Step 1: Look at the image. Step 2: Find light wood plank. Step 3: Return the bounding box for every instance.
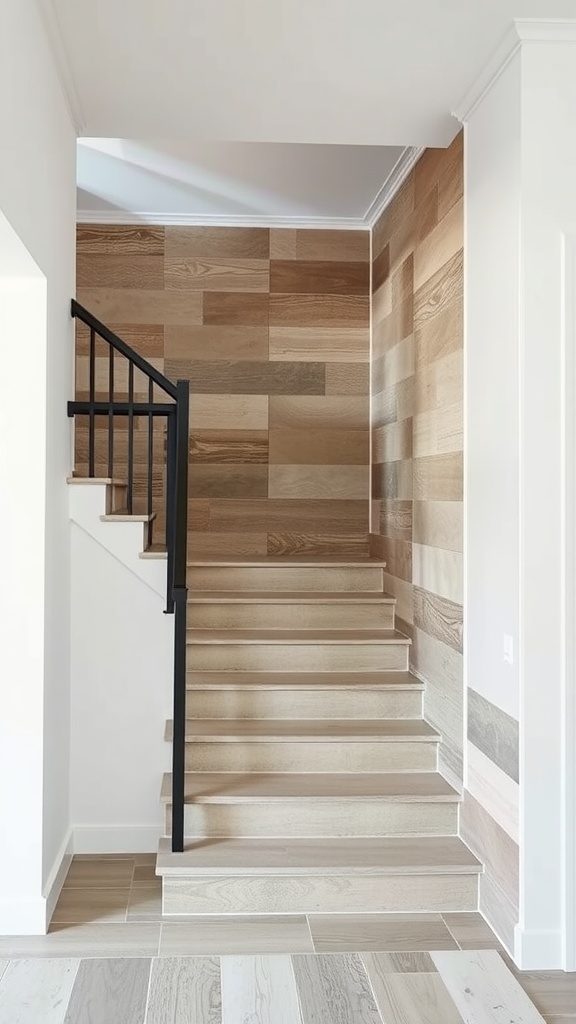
[76,287,202,325]
[309,916,457,953]
[413,199,463,292]
[183,738,436,773]
[363,968,464,1024]
[63,858,135,889]
[52,888,130,924]
[64,958,151,1024]
[295,229,369,262]
[161,771,457,803]
[269,294,369,329]
[412,543,463,604]
[292,954,383,1024]
[221,956,302,1024]
[325,362,369,395]
[467,742,519,844]
[432,950,545,1024]
[165,325,269,361]
[459,792,519,951]
[441,912,503,950]
[145,957,221,1024]
[165,257,269,292]
[270,229,297,259]
[190,395,268,430]
[0,925,160,959]
[0,962,7,984]
[170,718,433,742]
[165,226,269,259]
[413,501,463,553]
[270,396,368,431]
[269,327,369,363]
[269,428,369,466]
[0,959,80,1024]
[268,465,369,499]
[360,952,437,974]
[77,253,163,289]
[77,225,164,254]
[159,917,313,956]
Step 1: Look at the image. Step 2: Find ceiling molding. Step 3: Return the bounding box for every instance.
[76,210,370,229]
[363,146,425,227]
[454,18,576,123]
[35,0,86,134]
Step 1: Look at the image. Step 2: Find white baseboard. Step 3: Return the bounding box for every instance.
[43,828,74,927]
[73,826,162,854]
[514,924,563,969]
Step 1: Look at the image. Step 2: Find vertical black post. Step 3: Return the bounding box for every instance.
[108,347,114,480]
[165,413,176,615]
[127,362,134,514]
[171,380,189,854]
[147,378,154,548]
[89,327,96,477]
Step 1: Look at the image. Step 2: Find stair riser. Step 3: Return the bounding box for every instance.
[188,689,423,719]
[187,567,384,592]
[188,604,395,631]
[165,801,458,838]
[162,873,479,915]
[184,741,438,773]
[186,688,420,720]
[186,643,409,673]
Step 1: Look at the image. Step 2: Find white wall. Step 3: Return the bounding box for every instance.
[69,485,172,853]
[0,0,76,932]
[465,54,522,722]
[464,28,576,969]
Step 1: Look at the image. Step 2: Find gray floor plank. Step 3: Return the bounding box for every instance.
[293,954,383,1024]
[0,958,80,1024]
[222,956,301,1024]
[64,958,151,1024]
[432,950,546,1024]
[0,963,7,984]
[145,957,221,1024]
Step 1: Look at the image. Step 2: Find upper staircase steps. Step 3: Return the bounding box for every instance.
[157,553,481,915]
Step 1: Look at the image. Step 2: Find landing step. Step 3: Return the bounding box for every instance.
[156,836,481,877]
[187,556,386,568]
[186,629,410,645]
[160,771,459,804]
[165,719,439,742]
[140,544,167,559]
[187,591,395,604]
[185,671,424,690]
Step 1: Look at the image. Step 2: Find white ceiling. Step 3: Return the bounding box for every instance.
[48,0,576,145]
[77,139,405,222]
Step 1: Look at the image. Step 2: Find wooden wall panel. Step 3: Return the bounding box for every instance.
[371,132,464,787]
[76,226,370,555]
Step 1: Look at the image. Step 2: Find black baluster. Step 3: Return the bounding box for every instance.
[89,327,95,477]
[127,361,134,514]
[147,378,154,548]
[108,346,114,479]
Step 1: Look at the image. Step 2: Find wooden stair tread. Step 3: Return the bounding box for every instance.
[185,671,423,690]
[160,771,459,804]
[165,718,439,742]
[67,476,125,486]
[140,544,167,559]
[156,835,482,876]
[187,591,394,604]
[187,556,385,568]
[186,628,410,645]
[101,510,156,523]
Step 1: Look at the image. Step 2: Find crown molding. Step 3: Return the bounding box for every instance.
[454,18,576,123]
[76,210,370,229]
[363,146,425,227]
[35,0,86,134]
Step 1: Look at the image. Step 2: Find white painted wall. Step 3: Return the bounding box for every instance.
[0,0,76,933]
[465,53,521,722]
[464,27,576,969]
[70,518,172,853]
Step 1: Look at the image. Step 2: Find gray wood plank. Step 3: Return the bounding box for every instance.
[292,954,383,1024]
[432,950,546,1024]
[0,959,80,1024]
[145,957,221,1024]
[221,956,301,1024]
[0,963,7,984]
[362,966,464,1024]
[64,958,151,1024]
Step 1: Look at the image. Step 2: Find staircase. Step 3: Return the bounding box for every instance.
[156,555,481,915]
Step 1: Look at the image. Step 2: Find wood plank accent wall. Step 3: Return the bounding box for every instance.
[370,133,518,951]
[370,132,464,785]
[75,226,370,556]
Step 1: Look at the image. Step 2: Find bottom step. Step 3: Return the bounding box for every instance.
[157,837,481,915]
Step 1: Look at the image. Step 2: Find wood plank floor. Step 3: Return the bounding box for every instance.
[0,950,568,1023]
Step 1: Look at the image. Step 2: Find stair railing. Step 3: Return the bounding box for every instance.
[67,299,189,852]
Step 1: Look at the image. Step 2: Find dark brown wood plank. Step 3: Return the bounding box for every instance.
[270,260,369,295]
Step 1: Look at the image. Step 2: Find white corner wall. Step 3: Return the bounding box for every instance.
[0,0,76,932]
[464,27,576,969]
[70,523,172,852]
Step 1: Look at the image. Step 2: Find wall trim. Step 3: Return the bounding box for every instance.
[363,146,425,227]
[454,19,576,123]
[76,211,370,230]
[514,925,563,971]
[35,0,86,134]
[73,826,162,854]
[561,234,576,971]
[43,828,74,928]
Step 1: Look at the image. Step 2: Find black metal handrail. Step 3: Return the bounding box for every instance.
[68,300,189,852]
